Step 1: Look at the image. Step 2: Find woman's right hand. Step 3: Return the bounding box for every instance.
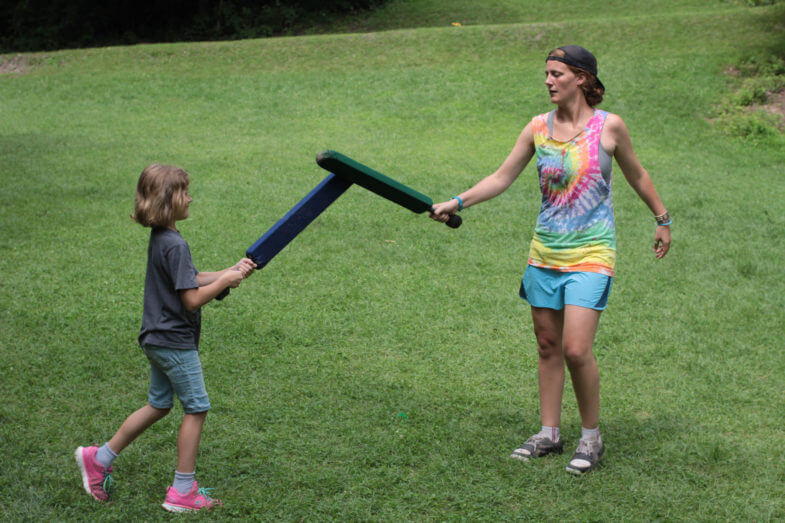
[429,198,461,223]
[223,269,245,288]
[233,257,257,278]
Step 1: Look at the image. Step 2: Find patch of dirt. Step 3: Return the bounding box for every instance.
[0,54,31,74]
[722,63,785,132]
[755,90,785,116]
[752,90,785,129]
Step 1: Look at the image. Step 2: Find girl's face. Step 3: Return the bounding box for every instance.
[173,187,192,222]
[545,61,584,104]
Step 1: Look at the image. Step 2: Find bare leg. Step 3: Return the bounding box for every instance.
[531,307,566,428]
[177,412,207,473]
[108,404,170,453]
[562,305,602,429]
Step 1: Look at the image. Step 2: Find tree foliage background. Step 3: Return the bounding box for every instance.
[1,0,389,52]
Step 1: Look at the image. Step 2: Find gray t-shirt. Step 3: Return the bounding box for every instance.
[138,228,201,349]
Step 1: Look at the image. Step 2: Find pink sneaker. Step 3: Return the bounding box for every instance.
[74,446,114,501]
[162,481,222,512]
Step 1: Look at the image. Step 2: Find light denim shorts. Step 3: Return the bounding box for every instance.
[142,345,211,413]
[520,265,613,311]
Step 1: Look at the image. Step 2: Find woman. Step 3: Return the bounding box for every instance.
[430,45,671,475]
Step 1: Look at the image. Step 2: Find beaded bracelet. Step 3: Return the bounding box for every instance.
[655,211,670,226]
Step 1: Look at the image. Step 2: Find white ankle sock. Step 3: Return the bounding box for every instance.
[96,443,117,469]
[173,470,196,494]
[540,426,560,441]
[581,426,600,440]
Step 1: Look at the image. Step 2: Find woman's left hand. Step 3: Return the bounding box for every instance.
[429,199,461,222]
[654,226,671,259]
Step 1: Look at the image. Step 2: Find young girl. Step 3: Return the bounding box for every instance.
[76,163,256,511]
[431,46,671,474]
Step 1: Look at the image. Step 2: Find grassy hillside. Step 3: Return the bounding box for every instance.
[1,1,784,520]
[311,0,784,34]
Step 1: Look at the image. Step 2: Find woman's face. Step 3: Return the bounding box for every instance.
[173,187,192,221]
[545,60,583,104]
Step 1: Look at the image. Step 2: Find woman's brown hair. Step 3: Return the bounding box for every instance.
[131,164,189,228]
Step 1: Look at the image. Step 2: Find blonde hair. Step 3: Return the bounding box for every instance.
[131,164,190,228]
[548,48,605,107]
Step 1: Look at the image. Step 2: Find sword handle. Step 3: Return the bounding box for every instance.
[429,207,462,228]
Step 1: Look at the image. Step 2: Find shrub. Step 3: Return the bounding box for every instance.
[0,0,390,52]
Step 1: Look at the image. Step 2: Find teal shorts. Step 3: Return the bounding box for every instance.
[142,344,211,414]
[519,265,613,311]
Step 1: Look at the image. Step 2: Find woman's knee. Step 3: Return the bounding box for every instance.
[152,405,171,416]
[146,405,171,421]
[563,343,594,368]
[185,410,208,420]
[531,307,564,359]
[535,333,561,359]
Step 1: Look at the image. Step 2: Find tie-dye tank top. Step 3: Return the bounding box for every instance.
[528,109,616,276]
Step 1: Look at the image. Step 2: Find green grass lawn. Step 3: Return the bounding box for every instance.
[2,1,784,520]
